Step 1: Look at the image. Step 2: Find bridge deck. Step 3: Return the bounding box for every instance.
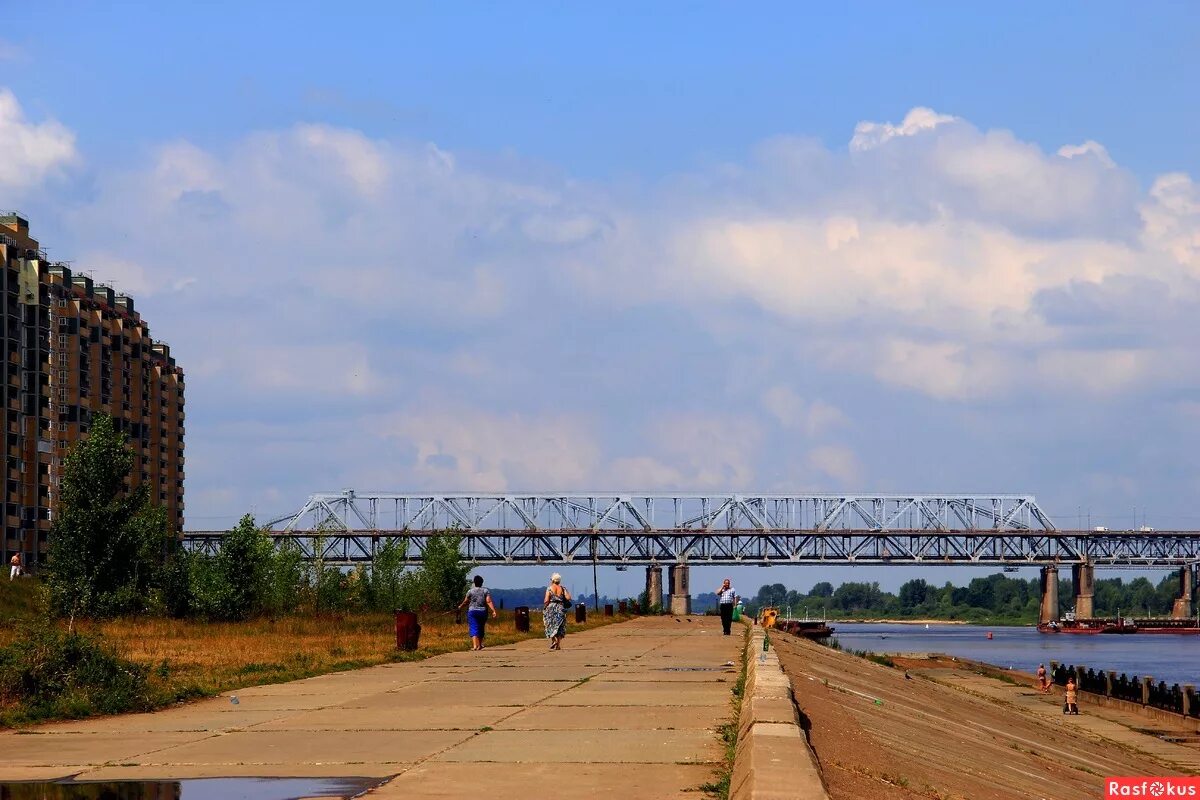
[180,528,1200,567]
[0,617,740,799]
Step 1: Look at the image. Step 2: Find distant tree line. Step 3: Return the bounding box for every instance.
[746,572,1186,623]
[45,415,471,621]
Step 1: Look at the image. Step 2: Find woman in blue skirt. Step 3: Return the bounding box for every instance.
[459,575,497,651]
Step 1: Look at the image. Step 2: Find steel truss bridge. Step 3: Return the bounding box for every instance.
[179,491,1200,568]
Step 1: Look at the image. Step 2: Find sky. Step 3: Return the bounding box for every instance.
[3,2,1200,594]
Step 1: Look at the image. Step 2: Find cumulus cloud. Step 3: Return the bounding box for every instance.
[761,387,848,436]
[11,93,1200,522]
[850,107,958,152]
[0,88,77,189]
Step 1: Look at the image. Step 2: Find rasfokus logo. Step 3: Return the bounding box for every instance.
[1107,778,1200,797]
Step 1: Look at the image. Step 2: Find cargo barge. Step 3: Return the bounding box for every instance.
[1038,611,1200,635]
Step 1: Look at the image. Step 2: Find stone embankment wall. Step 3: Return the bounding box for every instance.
[730,626,829,800]
[1050,660,1200,729]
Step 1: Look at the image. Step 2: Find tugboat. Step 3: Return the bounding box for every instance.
[1037,610,1137,634]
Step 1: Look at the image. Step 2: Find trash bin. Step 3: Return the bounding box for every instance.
[394,610,421,651]
[604,604,614,617]
[618,600,628,614]
[514,605,531,632]
[575,603,586,623]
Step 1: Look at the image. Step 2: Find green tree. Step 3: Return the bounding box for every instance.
[47,415,170,623]
[408,532,469,611]
[367,538,407,611]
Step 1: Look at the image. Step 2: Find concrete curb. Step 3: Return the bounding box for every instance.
[730,627,830,800]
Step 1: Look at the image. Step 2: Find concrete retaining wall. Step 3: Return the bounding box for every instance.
[730,627,830,800]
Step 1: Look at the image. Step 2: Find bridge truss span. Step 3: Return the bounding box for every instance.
[176,492,1200,566]
[262,491,1056,535]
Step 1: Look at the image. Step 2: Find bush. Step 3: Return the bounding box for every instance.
[0,626,151,722]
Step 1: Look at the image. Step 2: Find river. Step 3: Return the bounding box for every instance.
[826,622,1200,687]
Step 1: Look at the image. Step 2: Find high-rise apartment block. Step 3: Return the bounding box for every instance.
[0,213,184,568]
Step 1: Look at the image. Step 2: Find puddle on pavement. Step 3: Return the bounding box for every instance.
[0,777,378,799]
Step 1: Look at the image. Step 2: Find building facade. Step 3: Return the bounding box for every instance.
[0,213,184,568]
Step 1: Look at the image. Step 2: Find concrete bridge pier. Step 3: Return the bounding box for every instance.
[1072,562,1094,618]
[645,566,663,612]
[1171,564,1194,619]
[668,564,691,615]
[1039,565,1059,625]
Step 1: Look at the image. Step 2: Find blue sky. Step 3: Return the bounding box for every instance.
[3,3,1200,593]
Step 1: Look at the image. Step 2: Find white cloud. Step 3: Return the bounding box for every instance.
[805,445,863,487]
[1058,140,1116,167]
[0,88,77,189]
[850,107,958,152]
[762,387,848,436]
[373,406,601,491]
[0,40,21,61]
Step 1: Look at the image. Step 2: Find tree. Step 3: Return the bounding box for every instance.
[47,415,170,623]
[898,578,929,609]
[367,538,407,611]
[420,534,470,609]
[809,581,834,598]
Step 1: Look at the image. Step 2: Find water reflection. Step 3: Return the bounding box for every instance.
[0,778,373,800]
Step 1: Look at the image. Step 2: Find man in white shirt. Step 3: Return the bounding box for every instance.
[716,578,739,635]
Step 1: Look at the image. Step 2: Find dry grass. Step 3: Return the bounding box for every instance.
[70,608,628,707]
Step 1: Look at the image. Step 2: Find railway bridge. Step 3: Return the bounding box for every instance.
[181,491,1200,622]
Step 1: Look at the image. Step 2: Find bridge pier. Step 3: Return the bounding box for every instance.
[1072,562,1094,618]
[645,566,663,612]
[1172,564,1194,619]
[668,564,691,615]
[1039,566,1059,625]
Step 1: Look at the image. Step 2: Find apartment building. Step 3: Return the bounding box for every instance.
[0,213,184,568]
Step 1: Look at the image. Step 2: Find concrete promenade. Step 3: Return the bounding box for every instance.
[0,616,741,798]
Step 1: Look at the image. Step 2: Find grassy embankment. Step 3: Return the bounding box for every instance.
[0,579,627,726]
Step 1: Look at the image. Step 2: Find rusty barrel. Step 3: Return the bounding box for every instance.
[618,600,628,614]
[575,603,586,623]
[604,604,614,617]
[394,610,421,651]
[631,601,641,615]
[514,606,531,632]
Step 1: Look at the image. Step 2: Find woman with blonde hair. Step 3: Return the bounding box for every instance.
[543,573,571,650]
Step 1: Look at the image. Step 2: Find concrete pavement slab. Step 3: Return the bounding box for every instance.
[374,762,719,799]
[143,729,472,766]
[543,680,730,706]
[250,705,518,731]
[0,731,208,766]
[367,680,567,707]
[439,665,604,682]
[494,704,719,730]
[431,728,722,764]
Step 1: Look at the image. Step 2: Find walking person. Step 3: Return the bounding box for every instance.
[1036,664,1049,694]
[716,578,739,635]
[8,553,20,581]
[1065,677,1080,715]
[543,573,571,650]
[458,575,498,651]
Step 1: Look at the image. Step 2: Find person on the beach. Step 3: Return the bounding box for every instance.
[458,575,497,651]
[716,578,739,636]
[1036,664,1048,694]
[543,573,571,650]
[1065,677,1079,715]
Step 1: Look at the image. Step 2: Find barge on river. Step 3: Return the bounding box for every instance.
[1038,611,1200,635]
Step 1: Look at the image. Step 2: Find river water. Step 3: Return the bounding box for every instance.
[827,622,1200,687]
